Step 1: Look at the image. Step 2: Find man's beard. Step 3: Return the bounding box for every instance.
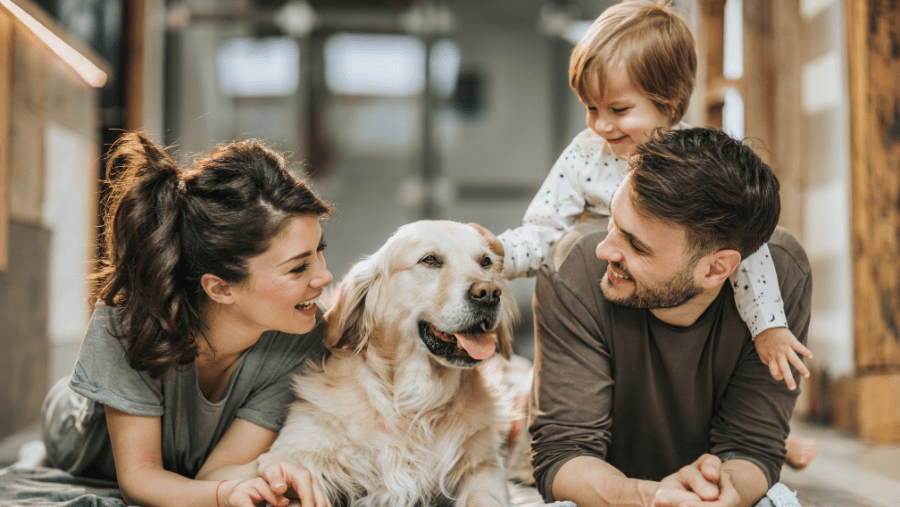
[601,260,703,309]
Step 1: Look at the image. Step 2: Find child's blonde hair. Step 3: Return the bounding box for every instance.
[569,0,696,124]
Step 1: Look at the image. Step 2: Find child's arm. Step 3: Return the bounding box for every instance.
[732,243,812,390]
[496,134,617,279]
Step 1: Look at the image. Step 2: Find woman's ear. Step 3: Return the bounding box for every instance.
[201,273,234,304]
[696,249,741,289]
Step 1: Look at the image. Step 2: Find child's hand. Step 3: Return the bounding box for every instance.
[755,327,812,390]
[467,223,505,258]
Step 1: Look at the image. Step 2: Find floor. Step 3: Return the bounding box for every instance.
[780,420,900,507]
[2,418,899,506]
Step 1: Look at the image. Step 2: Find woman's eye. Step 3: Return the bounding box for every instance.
[480,256,492,268]
[612,107,629,114]
[290,262,310,274]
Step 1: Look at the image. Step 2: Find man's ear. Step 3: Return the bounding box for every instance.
[201,273,235,304]
[695,249,741,289]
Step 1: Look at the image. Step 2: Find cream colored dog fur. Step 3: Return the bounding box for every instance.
[270,220,518,507]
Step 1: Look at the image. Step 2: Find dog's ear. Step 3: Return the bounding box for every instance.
[323,256,381,351]
[496,286,520,361]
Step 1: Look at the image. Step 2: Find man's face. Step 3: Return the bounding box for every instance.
[595,176,702,309]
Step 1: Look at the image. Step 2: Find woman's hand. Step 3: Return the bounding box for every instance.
[254,453,330,507]
[216,477,294,507]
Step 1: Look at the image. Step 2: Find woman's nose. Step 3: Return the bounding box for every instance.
[314,261,333,288]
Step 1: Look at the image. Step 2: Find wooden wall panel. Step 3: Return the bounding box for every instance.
[847,0,900,370]
[9,27,47,224]
[0,11,11,271]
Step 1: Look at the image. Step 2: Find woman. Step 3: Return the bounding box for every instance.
[42,132,333,507]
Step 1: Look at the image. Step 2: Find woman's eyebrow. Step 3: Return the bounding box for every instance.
[277,234,324,266]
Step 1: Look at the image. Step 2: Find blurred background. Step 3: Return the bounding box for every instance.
[1,0,899,503]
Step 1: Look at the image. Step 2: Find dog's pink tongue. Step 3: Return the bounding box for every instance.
[453,332,496,360]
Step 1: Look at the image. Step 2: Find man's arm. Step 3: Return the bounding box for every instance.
[552,456,659,506]
[721,459,769,507]
[529,229,614,501]
[711,228,813,498]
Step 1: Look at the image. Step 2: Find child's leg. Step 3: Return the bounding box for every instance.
[785,436,817,470]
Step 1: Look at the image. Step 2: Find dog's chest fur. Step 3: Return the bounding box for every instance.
[273,354,500,507]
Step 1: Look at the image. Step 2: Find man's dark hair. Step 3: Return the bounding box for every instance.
[629,127,780,259]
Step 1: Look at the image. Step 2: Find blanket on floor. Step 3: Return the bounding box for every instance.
[0,466,566,507]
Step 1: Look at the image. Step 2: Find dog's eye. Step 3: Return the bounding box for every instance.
[420,254,442,266]
[480,255,492,268]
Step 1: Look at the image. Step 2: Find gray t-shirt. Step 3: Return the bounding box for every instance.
[42,304,328,480]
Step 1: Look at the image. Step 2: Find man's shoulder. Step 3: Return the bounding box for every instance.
[767,227,811,278]
[545,221,608,280]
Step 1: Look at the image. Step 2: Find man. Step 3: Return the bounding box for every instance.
[529,128,811,507]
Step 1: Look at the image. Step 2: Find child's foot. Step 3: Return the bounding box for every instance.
[785,436,817,470]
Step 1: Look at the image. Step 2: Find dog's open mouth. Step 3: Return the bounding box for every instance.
[418,321,497,365]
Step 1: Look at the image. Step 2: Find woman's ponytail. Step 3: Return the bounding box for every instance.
[95,133,198,378]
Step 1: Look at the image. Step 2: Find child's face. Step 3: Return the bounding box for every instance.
[583,67,674,159]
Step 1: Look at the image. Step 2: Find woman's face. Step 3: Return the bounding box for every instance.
[227,215,333,338]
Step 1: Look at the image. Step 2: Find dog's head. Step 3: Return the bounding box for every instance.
[324,220,517,368]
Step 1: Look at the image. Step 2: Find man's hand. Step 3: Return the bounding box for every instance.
[652,454,740,507]
[755,326,812,390]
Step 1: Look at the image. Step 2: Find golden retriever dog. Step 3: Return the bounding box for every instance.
[271,220,518,507]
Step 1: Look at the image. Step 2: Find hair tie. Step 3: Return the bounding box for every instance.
[177,179,186,192]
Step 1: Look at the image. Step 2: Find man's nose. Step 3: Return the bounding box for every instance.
[595,235,620,262]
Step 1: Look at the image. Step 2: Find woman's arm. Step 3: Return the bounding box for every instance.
[105,406,306,507]
[197,417,329,507]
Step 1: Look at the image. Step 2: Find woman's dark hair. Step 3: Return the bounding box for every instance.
[628,127,780,260]
[95,133,333,379]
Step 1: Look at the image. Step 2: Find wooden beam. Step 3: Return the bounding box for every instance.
[701,0,726,128]
[125,0,144,131]
[770,0,803,235]
[741,0,775,167]
[847,0,900,371]
[0,10,12,271]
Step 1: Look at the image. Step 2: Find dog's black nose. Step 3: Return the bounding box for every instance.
[468,281,501,305]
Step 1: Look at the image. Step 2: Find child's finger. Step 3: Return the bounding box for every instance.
[767,359,783,381]
[792,341,813,359]
[788,351,810,379]
[779,357,796,390]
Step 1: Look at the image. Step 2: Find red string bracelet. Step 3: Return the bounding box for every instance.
[215,480,227,507]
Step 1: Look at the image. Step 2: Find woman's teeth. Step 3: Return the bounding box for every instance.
[296,298,318,311]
